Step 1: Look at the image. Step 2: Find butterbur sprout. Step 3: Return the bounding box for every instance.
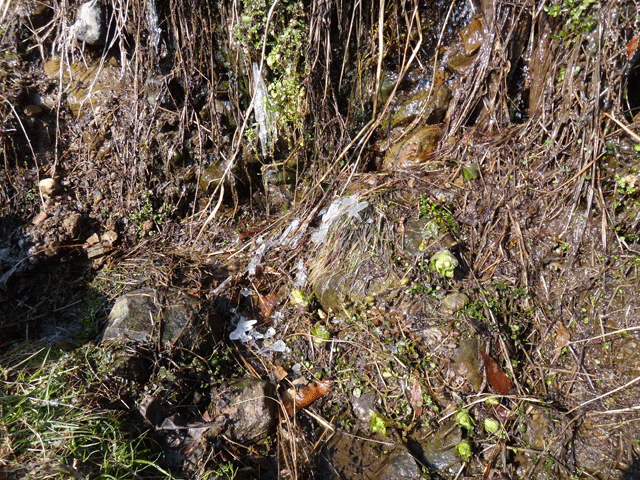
[455,439,472,461]
[430,249,458,278]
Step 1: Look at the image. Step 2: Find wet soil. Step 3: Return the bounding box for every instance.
[2,0,640,479]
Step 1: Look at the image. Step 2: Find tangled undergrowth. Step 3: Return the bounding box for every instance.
[2,0,640,478]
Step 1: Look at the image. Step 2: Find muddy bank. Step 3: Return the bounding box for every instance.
[2,0,640,479]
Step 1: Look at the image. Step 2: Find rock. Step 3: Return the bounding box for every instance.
[85,242,110,259]
[101,229,118,245]
[451,335,483,392]
[199,158,228,193]
[101,288,201,348]
[24,105,43,117]
[32,211,48,226]
[352,391,377,424]
[73,1,106,46]
[371,447,422,480]
[443,292,469,314]
[208,378,277,444]
[85,233,100,245]
[102,343,152,383]
[62,213,85,239]
[43,58,124,118]
[460,17,486,55]
[383,124,443,171]
[410,419,463,473]
[383,80,450,131]
[92,190,104,205]
[38,178,60,197]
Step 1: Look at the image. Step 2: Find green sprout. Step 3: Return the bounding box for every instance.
[430,250,458,278]
[311,324,331,343]
[455,409,475,431]
[370,413,387,435]
[484,417,501,434]
[455,439,472,461]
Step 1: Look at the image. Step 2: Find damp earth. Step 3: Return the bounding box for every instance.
[2,1,640,479]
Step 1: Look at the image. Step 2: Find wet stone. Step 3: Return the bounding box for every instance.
[371,446,421,480]
[207,378,277,444]
[410,419,463,473]
[352,391,377,424]
[443,292,469,314]
[383,124,443,171]
[101,287,200,349]
[451,335,483,392]
[24,104,43,117]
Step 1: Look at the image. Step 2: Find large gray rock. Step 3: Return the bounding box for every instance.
[101,288,200,348]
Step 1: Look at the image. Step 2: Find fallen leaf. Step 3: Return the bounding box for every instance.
[272,365,288,382]
[627,35,639,61]
[480,351,512,395]
[282,379,333,415]
[409,376,423,416]
[260,293,277,319]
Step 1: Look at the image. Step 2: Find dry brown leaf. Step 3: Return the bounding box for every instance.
[283,380,333,415]
[480,351,512,395]
[260,293,277,319]
[409,376,423,416]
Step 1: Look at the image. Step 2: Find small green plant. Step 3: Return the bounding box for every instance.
[311,323,331,343]
[455,438,472,461]
[233,0,308,144]
[26,186,37,201]
[419,195,459,233]
[455,408,475,431]
[128,192,175,236]
[370,412,388,435]
[544,0,597,43]
[430,250,458,278]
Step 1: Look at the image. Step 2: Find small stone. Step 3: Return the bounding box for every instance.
[371,447,421,480]
[63,213,84,238]
[86,243,109,259]
[85,233,100,245]
[24,105,43,117]
[32,211,48,226]
[38,178,60,197]
[443,292,469,314]
[92,190,104,205]
[101,230,118,245]
[208,378,277,444]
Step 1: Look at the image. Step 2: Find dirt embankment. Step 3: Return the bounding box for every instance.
[2,0,640,479]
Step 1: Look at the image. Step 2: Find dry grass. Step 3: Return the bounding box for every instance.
[2,0,640,478]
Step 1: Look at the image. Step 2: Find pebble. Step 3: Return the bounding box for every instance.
[24,105,43,117]
[38,178,60,197]
[442,292,469,314]
[32,211,48,226]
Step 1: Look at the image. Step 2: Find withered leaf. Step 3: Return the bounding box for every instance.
[409,376,423,416]
[283,380,333,415]
[260,293,277,320]
[480,351,512,395]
